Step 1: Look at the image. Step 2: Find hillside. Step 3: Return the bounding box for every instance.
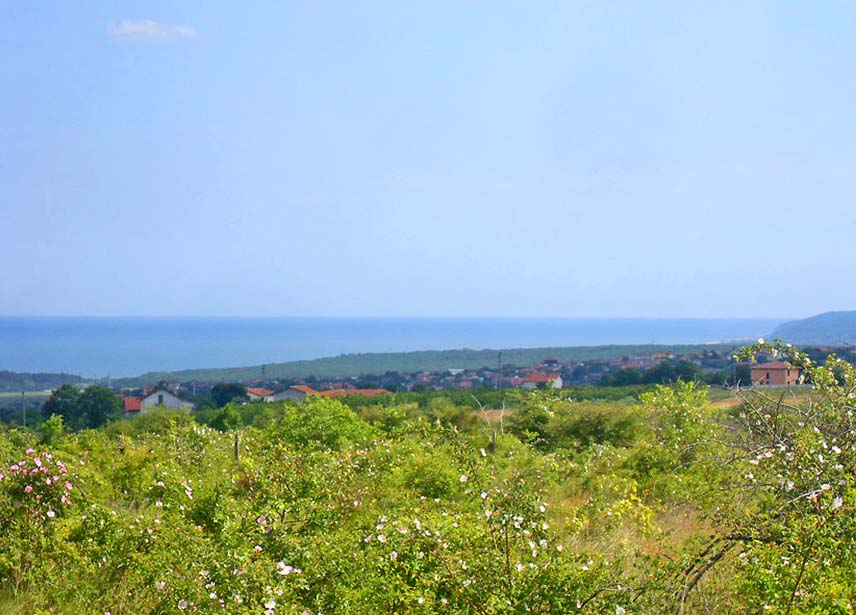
[0,370,83,393]
[112,342,736,386]
[771,310,856,345]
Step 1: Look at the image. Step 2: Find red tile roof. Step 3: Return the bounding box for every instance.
[318,388,391,398]
[123,396,141,412]
[291,385,319,395]
[523,373,560,383]
[751,361,793,370]
[246,387,275,397]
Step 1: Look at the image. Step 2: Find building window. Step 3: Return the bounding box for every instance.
[158,394,164,405]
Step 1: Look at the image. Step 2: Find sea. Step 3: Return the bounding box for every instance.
[0,317,786,378]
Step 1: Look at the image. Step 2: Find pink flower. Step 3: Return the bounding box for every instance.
[25,448,35,455]
[46,510,55,518]
[9,465,19,472]
[65,481,73,491]
[23,485,33,494]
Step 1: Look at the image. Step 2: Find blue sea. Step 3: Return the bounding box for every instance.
[0,317,785,378]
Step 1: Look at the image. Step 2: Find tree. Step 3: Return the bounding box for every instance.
[42,384,121,429]
[40,384,82,422]
[642,360,702,384]
[600,367,641,387]
[77,386,122,429]
[211,383,248,408]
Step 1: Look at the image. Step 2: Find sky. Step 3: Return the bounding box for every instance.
[1,1,855,318]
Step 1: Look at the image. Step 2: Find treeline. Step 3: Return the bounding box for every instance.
[112,343,738,386]
[599,359,752,387]
[0,370,83,393]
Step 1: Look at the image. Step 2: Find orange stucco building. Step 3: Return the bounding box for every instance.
[750,361,800,386]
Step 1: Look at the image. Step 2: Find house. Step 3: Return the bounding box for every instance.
[122,396,141,413]
[245,387,275,401]
[268,385,319,402]
[521,372,563,390]
[750,361,801,386]
[140,388,194,413]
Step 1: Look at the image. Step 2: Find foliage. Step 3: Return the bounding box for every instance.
[40,385,122,430]
[0,371,83,394]
[4,352,856,613]
[210,383,248,408]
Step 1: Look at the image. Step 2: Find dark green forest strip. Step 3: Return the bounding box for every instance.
[112,343,737,386]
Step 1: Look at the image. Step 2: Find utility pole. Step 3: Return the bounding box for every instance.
[21,392,26,428]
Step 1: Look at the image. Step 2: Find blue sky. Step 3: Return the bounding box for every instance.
[1,1,855,318]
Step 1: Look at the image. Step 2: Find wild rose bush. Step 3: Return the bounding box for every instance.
[0,448,73,523]
[2,364,853,614]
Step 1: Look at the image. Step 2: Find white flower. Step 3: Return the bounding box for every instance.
[276,562,294,575]
[758,338,766,344]
[389,551,398,561]
[616,607,626,615]
[832,496,844,510]
[459,475,468,483]
[417,597,425,604]
[265,598,277,609]
[178,600,188,611]
[377,534,387,543]
[480,491,488,500]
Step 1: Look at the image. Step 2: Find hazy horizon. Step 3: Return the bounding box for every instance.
[3,2,856,318]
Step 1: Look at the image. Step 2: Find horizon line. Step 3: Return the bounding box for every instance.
[0,314,797,321]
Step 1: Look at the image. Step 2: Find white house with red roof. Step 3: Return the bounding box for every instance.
[140,388,194,412]
[245,387,275,401]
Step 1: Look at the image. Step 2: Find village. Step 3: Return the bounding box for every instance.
[117,349,803,414]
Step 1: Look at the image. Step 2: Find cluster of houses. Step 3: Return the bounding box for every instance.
[121,384,392,415]
[118,355,802,415]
